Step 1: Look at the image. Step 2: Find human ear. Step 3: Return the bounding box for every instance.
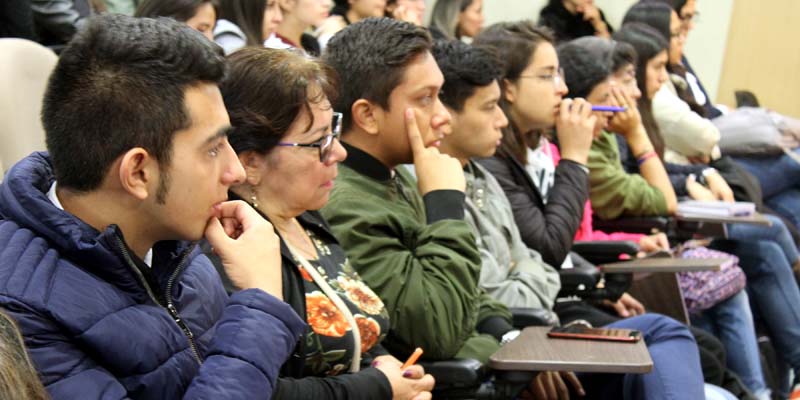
[351,99,380,136]
[117,148,155,201]
[238,150,267,186]
[503,78,518,104]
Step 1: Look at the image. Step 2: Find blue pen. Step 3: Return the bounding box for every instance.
[591,105,627,112]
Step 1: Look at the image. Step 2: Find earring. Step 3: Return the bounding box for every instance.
[250,187,259,209]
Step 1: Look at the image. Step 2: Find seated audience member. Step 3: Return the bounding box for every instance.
[597,23,800,398]
[626,2,720,165]
[473,21,666,270]
[537,0,612,43]
[0,310,48,400]
[265,0,328,56]
[474,22,755,398]
[316,0,386,49]
[321,17,509,365]
[619,2,800,270]
[385,0,425,25]
[0,14,305,398]
[626,1,800,233]
[558,33,770,400]
[214,47,434,400]
[134,0,216,40]
[431,37,708,400]
[31,0,94,45]
[430,40,560,317]
[320,17,703,399]
[428,0,484,41]
[647,0,717,117]
[214,0,283,54]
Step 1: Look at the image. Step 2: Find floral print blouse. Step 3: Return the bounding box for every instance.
[296,229,390,376]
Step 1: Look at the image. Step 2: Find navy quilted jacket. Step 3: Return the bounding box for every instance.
[0,153,306,399]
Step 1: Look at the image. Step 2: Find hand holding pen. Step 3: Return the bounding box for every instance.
[371,349,434,400]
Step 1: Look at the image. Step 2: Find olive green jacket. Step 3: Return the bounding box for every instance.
[587,131,668,220]
[321,144,511,363]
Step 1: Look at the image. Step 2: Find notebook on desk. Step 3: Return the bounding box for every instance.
[676,200,756,217]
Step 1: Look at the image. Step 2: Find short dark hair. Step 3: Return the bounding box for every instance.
[42,14,226,194]
[322,17,432,133]
[611,40,637,73]
[134,0,211,21]
[221,48,338,155]
[432,40,501,112]
[473,20,554,164]
[622,2,673,45]
[557,36,616,100]
[559,36,636,100]
[216,0,268,46]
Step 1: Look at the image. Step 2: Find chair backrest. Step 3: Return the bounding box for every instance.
[0,39,57,172]
[628,272,690,324]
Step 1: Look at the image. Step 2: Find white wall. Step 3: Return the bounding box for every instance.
[425,0,732,101]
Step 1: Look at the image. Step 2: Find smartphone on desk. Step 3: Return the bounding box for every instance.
[547,325,642,343]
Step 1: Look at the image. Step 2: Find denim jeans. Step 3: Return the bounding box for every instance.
[733,148,800,197]
[734,149,800,228]
[691,290,770,398]
[710,239,800,388]
[577,314,705,400]
[726,214,800,266]
[765,189,800,229]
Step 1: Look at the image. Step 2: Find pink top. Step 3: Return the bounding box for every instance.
[548,143,645,243]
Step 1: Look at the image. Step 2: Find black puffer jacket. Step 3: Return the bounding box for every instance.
[478,150,589,268]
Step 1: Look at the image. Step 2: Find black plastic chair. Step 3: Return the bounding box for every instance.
[557,241,639,302]
[421,308,554,399]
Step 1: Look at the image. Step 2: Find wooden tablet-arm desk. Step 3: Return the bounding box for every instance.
[601,257,727,324]
[486,258,727,380]
[489,326,653,374]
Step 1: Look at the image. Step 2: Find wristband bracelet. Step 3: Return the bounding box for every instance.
[636,151,658,166]
[697,167,716,186]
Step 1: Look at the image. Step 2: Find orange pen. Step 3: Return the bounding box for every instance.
[401,347,424,369]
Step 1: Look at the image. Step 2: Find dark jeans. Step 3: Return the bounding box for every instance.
[734,149,800,228]
[711,238,800,395]
[554,301,750,397]
[577,314,705,400]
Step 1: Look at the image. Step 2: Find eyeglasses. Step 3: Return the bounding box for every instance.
[277,112,342,163]
[518,68,565,88]
[670,30,687,40]
[680,11,699,24]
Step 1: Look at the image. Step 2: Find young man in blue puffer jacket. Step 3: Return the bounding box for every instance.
[0,14,305,399]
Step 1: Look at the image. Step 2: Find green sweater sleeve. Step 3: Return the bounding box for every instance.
[477,291,513,329]
[587,131,668,220]
[320,170,487,360]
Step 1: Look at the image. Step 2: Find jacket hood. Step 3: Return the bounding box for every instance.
[0,153,188,295]
[0,153,118,256]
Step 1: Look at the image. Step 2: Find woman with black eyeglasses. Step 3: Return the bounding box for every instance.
[210,47,434,400]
